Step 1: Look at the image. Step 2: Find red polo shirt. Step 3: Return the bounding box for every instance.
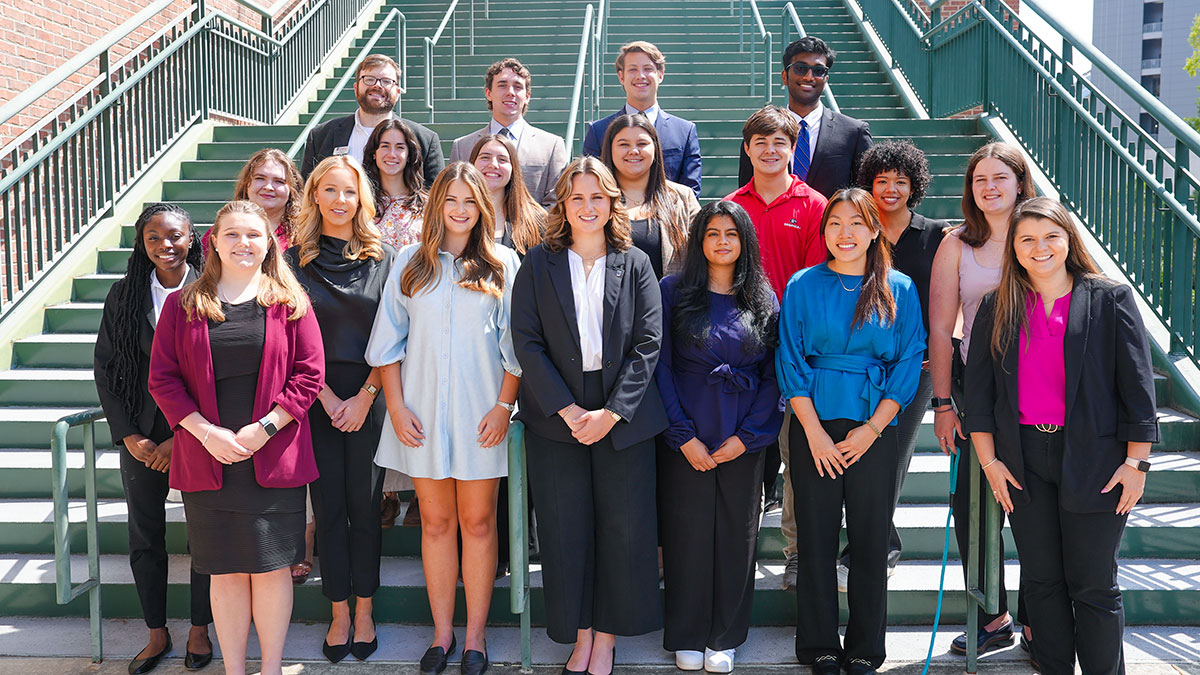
[726,176,829,300]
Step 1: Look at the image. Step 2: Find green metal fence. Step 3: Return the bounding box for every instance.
[851,0,1200,369]
[0,0,372,320]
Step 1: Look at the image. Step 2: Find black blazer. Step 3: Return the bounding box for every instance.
[737,107,873,199]
[300,113,444,188]
[94,268,199,446]
[964,275,1160,513]
[511,244,668,450]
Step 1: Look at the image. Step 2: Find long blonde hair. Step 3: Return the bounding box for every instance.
[180,201,309,322]
[989,197,1100,358]
[542,156,632,253]
[293,155,383,266]
[399,162,507,298]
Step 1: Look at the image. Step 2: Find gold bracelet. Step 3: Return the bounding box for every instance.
[981,456,999,470]
[865,419,882,438]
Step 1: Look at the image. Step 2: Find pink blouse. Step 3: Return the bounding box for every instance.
[1017,290,1071,425]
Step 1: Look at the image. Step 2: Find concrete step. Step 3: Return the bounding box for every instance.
[2,554,1195,625]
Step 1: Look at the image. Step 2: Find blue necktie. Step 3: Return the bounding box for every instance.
[793,120,810,181]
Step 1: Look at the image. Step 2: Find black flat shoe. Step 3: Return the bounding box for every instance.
[322,622,352,664]
[128,634,172,675]
[461,647,489,675]
[845,657,877,675]
[420,634,457,675]
[183,648,212,671]
[810,654,840,675]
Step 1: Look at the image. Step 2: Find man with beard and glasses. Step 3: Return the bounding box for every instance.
[301,54,444,188]
[737,37,872,200]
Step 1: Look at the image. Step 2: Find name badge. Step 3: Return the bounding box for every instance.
[333,146,350,156]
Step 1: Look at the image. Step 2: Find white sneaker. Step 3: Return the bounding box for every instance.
[675,650,704,670]
[704,648,735,673]
[836,561,849,593]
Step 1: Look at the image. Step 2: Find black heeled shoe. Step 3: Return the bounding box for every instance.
[322,621,352,664]
[461,646,489,675]
[128,633,172,675]
[420,634,457,675]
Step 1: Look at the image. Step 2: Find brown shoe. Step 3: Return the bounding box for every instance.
[403,495,422,527]
[381,492,401,529]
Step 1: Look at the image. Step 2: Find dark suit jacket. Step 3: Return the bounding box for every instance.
[511,244,668,450]
[737,107,873,199]
[93,268,199,446]
[148,293,325,491]
[300,113,444,188]
[583,108,702,198]
[964,275,1159,513]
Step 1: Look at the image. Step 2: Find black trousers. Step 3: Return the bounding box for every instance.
[658,443,764,652]
[950,353,1026,628]
[120,447,211,628]
[840,370,933,565]
[525,372,662,644]
[1008,426,1128,675]
[791,418,896,668]
[309,363,385,602]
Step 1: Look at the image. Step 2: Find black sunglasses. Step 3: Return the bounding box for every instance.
[787,63,830,78]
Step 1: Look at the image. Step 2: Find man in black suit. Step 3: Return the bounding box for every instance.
[301,54,444,187]
[737,36,872,199]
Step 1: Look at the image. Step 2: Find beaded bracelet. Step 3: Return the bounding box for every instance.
[865,419,883,438]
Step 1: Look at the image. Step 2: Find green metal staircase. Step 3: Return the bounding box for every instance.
[0,0,1198,653]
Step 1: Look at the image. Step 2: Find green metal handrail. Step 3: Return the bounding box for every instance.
[506,421,532,672]
[0,0,371,320]
[48,407,107,662]
[738,0,772,100]
[781,2,839,114]
[286,8,408,159]
[852,0,1200,368]
[963,442,1002,674]
[422,0,489,120]
[564,4,597,154]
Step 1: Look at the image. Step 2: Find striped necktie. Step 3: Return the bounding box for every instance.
[793,120,811,181]
[499,127,514,139]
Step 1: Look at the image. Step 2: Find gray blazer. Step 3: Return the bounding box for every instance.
[450,123,568,208]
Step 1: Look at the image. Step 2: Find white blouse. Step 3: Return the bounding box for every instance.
[149,270,187,325]
[568,250,605,372]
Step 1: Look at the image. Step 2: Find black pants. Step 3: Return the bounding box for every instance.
[309,364,385,602]
[791,418,896,668]
[658,444,764,652]
[1008,426,1127,675]
[120,447,211,628]
[525,371,662,644]
[950,354,1026,629]
[840,370,933,565]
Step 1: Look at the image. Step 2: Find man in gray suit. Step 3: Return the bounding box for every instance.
[450,58,568,208]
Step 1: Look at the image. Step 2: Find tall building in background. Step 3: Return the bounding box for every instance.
[1093,0,1200,149]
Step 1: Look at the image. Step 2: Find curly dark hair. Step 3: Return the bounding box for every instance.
[102,203,202,430]
[671,200,778,352]
[855,139,931,209]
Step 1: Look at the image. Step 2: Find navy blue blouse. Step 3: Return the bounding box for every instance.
[775,264,926,424]
[655,275,784,453]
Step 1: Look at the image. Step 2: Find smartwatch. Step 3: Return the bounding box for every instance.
[931,397,953,409]
[258,416,279,438]
[1124,457,1151,473]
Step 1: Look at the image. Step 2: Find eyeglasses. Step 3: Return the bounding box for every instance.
[358,75,398,88]
[787,63,830,79]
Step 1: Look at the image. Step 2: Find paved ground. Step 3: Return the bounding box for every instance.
[1,619,1197,673]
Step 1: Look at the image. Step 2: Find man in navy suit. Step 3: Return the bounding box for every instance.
[737,36,872,200]
[583,41,702,197]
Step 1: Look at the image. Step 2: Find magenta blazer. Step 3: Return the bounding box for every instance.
[149,292,325,491]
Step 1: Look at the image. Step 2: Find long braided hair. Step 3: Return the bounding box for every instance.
[101,203,202,428]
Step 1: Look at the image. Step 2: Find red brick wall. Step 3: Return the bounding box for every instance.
[0,0,299,148]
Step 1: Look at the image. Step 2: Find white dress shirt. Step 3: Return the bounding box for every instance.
[567,250,606,372]
[623,102,661,125]
[149,270,187,326]
[347,109,376,164]
[789,103,823,160]
[488,116,528,148]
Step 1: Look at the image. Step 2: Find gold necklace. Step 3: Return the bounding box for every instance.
[834,270,862,292]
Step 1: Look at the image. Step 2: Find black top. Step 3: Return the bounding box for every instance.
[209,300,266,431]
[890,211,948,338]
[630,218,664,279]
[964,275,1159,513]
[285,236,396,370]
[511,244,669,451]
